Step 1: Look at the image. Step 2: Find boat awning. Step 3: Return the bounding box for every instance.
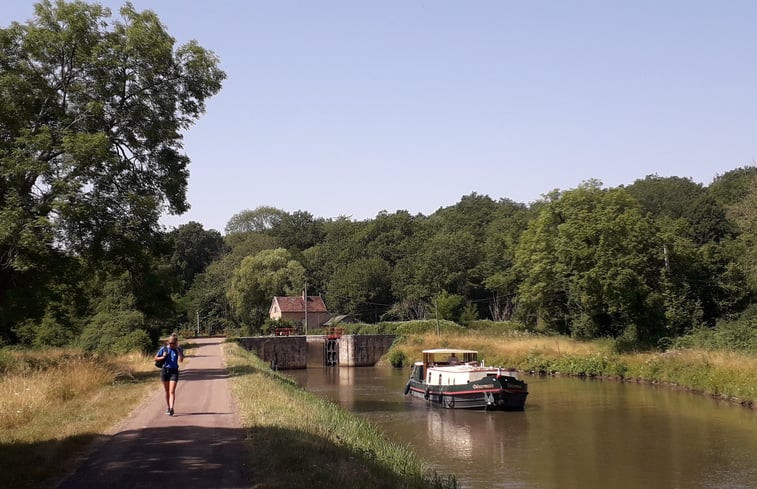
[422,349,478,355]
[422,349,479,366]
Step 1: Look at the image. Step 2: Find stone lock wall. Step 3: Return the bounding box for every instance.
[236,336,308,369]
[237,334,396,369]
[339,334,397,367]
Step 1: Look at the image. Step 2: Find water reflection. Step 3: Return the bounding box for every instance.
[289,367,757,489]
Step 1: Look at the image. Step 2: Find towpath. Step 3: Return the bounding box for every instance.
[58,337,248,488]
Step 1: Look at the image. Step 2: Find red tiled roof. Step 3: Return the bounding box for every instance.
[273,296,328,313]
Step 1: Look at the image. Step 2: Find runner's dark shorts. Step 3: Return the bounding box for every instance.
[161,367,179,382]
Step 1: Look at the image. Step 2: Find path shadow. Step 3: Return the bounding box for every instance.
[55,426,248,488]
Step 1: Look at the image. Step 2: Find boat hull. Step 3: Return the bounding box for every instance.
[406,377,528,411]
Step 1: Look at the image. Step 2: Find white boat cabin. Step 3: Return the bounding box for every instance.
[417,349,519,386]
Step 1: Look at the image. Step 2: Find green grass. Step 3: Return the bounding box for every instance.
[224,342,458,489]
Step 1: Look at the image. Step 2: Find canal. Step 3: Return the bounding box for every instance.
[288,366,757,489]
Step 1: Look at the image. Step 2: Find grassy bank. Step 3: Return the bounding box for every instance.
[224,342,458,489]
[386,332,757,407]
[0,347,160,488]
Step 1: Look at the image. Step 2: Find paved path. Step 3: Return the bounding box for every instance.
[58,337,248,488]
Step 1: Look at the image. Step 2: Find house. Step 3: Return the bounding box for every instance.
[269,293,331,329]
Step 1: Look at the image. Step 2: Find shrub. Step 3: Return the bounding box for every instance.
[381,320,463,335]
[78,309,146,353]
[673,316,757,353]
[386,349,408,367]
[466,320,528,334]
[112,329,152,354]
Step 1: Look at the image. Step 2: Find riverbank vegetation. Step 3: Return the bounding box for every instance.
[224,342,458,489]
[384,328,757,407]
[0,348,156,488]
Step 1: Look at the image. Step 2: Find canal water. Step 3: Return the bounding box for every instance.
[288,366,757,489]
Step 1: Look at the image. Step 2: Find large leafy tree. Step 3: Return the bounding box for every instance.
[182,231,279,334]
[225,206,286,234]
[0,1,225,340]
[168,221,225,293]
[227,248,306,330]
[325,257,393,322]
[301,217,362,294]
[726,176,757,296]
[625,175,731,244]
[515,182,664,339]
[269,210,325,251]
[481,199,531,320]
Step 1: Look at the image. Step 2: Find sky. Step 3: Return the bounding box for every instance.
[3,1,756,233]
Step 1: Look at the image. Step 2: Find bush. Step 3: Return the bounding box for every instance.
[386,349,408,367]
[12,313,78,348]
[673,316,757,353]
[379,320,463,335]
[78,309,146,353]
[112,329,153,354]
[466,320,529,334]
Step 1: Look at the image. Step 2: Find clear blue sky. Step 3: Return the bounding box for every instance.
[3,1,756,233]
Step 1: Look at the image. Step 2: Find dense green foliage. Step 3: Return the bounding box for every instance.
[0,1,224,347]
[2,3,755,353]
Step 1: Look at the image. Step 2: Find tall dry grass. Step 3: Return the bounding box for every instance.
[0,348,157,487]
[393,331,607,365]
[622,349,757,401]
[390,332,756,406]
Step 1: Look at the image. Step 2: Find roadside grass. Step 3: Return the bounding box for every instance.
[224,342,458,489]
[0,348,160,488]
[388,332,757,407]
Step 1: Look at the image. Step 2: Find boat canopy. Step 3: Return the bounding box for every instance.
[422,349,478,355]
[422,349,478,366]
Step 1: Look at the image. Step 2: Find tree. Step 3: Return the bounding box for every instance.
[481,199,531,320]
[225,206,285,234]
[515,182,664,340]
[726,176,757,296]
[0,1,225,341]
[168,221,225,292]
[227,248,305,330]
[626,175,731,244]
[396,229,482,301]
[269,210,325,251]
[430,193,498,235]
[325,258,393,322]
[708,165,757,207]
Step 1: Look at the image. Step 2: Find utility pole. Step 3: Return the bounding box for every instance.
[304,283,308,335]
[196,311,200,337]
[663,244,670,272]
[435,295,440,337]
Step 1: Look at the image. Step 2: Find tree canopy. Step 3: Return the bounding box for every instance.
[0,0,224,343]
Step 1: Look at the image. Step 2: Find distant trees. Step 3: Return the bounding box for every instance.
[0,4,753,349]
[151,176,757,348]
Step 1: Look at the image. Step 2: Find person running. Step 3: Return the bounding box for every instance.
[155,333,184,416]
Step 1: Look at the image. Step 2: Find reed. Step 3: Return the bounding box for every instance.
[0,348,156,488]
[622,349,757,402]
[224,342,458,489]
